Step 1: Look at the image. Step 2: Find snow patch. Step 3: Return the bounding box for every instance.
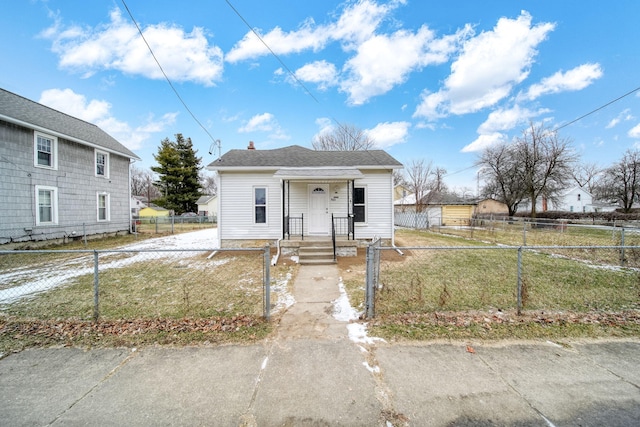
[332,278,359,322]
[270,272,295,313]
[362,361,380,374]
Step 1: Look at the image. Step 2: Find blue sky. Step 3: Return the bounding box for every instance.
[2,0,639,191]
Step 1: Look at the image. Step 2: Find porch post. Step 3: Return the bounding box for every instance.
[281,180,286,239]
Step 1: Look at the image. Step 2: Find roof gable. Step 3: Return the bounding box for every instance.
[207,145,402,170]
[0,88,139,160]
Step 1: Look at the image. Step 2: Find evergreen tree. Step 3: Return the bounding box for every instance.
[151,134,202,214]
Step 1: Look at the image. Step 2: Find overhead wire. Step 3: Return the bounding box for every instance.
[444,85,640,178]
[120,0,218,145]
[224,0,392,172]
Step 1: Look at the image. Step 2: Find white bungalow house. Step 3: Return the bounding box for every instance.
[207,143,403,258]
[518,186,595,213]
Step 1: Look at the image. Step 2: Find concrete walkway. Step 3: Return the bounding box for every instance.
[1,264,640,426]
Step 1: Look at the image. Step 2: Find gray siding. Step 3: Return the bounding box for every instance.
[0,120,131,244]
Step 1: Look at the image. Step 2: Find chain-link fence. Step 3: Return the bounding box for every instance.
[365,243,640,319]
[132,215,217,235]
[0,247,272,322]
[396,214,640,248]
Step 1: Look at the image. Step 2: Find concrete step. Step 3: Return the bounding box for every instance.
[299,245,335,265]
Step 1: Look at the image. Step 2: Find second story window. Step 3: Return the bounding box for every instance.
[34,132,57,169]
[96,150,109,178]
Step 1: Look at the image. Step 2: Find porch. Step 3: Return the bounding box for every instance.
[279,235,359,264]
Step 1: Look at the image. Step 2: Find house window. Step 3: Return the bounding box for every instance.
[254,187,266,224]
[95,150,109,178]
[34,132,57,169]
[35,185,58,225]
[353,186,366,223]
[97,193,110,221]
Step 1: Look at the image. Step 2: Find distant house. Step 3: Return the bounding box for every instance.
[518,187,595,214]
[196,194,218,219]
[475,198,509,217]
[394,191,477,227]
[131,195,147,216]
[0,88,139,246]
[139,204,170,217]
[207,144,403,249]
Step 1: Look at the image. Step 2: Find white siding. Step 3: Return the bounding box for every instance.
[218,172,282,242]
[218,169,395,244]
[354,171,394,240]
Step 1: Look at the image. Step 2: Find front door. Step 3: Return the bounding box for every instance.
[308,185,329,235]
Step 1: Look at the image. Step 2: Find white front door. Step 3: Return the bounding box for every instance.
[308,185,329,235]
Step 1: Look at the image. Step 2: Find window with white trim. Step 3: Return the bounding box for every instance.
[95,150,109,178]
[353,186,366,223]
[254,187,266,224]
[35,185,58,225]
[97,193,110,221]
[34,132,58,169]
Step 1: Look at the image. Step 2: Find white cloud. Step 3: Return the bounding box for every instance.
[414,11,555,120]
[341,25,471,105]
[461,132,507,153]
[628,123,640,139]
[522,63,603,100]
[606,108,634,129]
[238,112,289,140]
[39,88,177,150]
[42,8,223,86]
[365,121,410,148]
[464,105,550,153]
[238,112,276,132]
[294,60,338,90]
[226,0,393,63]
[477,105,550,134]
[314,117,335,136]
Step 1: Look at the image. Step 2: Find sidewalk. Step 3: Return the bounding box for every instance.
[1,264,640,426]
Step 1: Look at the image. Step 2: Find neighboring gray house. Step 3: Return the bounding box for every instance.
[207,144,403,250]
[0,88,140,245]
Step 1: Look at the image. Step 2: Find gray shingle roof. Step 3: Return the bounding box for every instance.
[208,145,402,169]
[0,88,139,160]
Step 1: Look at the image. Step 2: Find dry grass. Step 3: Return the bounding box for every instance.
[337,229,640,341]
[0,241,297,352]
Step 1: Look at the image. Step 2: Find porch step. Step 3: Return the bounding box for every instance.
[298,244,336,265]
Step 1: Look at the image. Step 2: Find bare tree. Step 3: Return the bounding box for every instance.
[200,172,217,195]
[405,159,436,213]
[598,149,640,212]
[477,122,576,217]
[131,165,161,202]
[515,122,576,217]
[572,162,602,194]
[312,123,374,150]
[477,143,526,216]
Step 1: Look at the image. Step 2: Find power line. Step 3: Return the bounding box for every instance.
[553,85,640,132]
[445,85,640,178]
[224,0,382,156]
[120,0,218,145]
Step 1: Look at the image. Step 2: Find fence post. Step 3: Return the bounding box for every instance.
[93,250,99,322]
[264,245,271,321]
[516,247,523,316]
[522,220,527,246]
[620,227,626,267]
[83,223,87,246]
[365,243,375,319]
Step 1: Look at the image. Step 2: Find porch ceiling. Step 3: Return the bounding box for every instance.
[274,167,364,180]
